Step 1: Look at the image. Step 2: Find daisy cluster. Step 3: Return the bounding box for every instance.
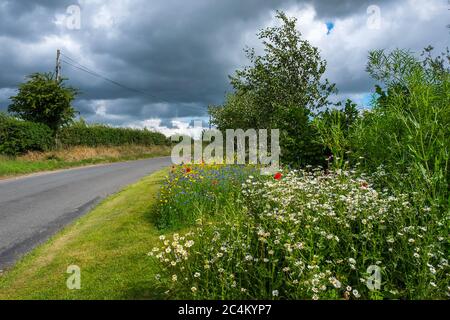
[151,166,449,299]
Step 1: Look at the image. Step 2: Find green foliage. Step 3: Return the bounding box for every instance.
[0,113,53,155]
[209,11,336,167]
[351,47,449,207]
[58,121,169,147]
[8,72,78,132]
[276,102,325,167]
[313,99,359,168]
[209,92,260,131]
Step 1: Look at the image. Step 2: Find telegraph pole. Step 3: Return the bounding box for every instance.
[55,49,61,81]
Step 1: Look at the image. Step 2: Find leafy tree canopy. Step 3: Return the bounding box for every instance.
[8,72,79,132]
[209,11,336,166]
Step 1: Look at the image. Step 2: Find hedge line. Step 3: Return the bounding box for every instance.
[0,114,170,155]
[0,113,53,155]
[58,123,169,148]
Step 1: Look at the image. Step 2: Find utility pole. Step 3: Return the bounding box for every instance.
[55,49,61,82]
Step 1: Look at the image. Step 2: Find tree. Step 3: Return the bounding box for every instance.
[209,11,336,166]
[8,72,79,132]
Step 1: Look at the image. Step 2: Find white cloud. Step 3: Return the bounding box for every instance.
[277,0,449,96]
[129,117,207,139]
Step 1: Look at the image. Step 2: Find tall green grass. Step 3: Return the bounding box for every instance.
[353,49,449,210]
[315,48,449,210]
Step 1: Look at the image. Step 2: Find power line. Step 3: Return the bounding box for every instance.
[61,52,166,99]
[61,59,147,95]
[61,54,106,78]
[60,51,208,114]
[62,59,206,114]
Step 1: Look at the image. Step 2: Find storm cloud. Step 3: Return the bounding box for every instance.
[0,0,448,135]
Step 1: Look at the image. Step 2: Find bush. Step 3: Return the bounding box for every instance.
[313,99,359,169]
[58,122,170,148]
[0,113,53,155]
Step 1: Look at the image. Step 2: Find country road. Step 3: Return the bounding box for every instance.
[0,157,171,269]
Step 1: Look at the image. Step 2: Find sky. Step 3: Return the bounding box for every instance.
[0,0,448,137]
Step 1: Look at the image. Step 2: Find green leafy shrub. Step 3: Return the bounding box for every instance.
[0,113,53,155]
[313,99,359,169]
[0,115,169,156]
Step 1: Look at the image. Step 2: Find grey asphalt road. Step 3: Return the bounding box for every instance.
[0,156,171,269]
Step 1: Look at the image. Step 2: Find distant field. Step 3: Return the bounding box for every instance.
[0,145,171,179]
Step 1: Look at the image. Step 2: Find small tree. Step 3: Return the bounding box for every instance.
[8,72,78,132]
[210,11,336,166]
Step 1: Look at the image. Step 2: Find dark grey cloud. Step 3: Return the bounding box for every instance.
[0,0,448,129]
[310,0,392,18]
[0,0,73,40]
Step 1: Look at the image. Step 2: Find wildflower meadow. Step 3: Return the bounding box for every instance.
[147,12,449,301]
[150,164,449,300]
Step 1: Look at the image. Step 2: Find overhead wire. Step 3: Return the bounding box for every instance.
[60,52,207,115]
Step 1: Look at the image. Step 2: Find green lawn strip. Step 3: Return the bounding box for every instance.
[0,151,170,179]
[0,169,169,300]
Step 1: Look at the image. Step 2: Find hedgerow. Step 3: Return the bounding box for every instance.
[0,115,170,155]
[0,113,53,155]
[58,122,169,148]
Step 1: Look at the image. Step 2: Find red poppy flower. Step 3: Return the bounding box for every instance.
[185,168,191,173]
[274,172,282,180]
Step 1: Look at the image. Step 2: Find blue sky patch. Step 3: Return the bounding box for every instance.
[326,22,334,35]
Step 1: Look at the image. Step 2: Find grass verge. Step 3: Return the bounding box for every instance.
[0,169,168,300]
[0,145,171,179]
